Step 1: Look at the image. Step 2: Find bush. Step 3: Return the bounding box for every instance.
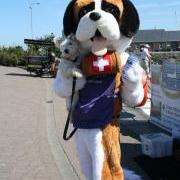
[0,46,26,67]
[0,34,61,67]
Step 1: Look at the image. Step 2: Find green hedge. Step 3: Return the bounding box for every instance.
[0,34,61,67]
[0,46,26,67]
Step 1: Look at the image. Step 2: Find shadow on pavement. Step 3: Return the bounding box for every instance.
[119,111,164,141]
[121,143,142,170]
[119,109,170,180]
[120,111,136,119]
[119,112,153,179]
[5,73,54,79]
[6,73,37,77]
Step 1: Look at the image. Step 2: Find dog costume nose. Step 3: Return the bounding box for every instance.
[89,12,101,21]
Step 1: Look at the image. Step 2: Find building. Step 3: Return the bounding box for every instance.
[133,29,180,51]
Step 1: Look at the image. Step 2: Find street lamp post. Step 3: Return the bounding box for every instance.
[29,2,40,39]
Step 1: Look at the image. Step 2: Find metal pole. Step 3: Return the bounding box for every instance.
[175,11,178,30]
[29,6,33,39]
[29,2,40,39]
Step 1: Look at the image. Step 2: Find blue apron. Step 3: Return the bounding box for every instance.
[72,75,116,129]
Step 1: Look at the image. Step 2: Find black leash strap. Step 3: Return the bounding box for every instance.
[63,77,78,141]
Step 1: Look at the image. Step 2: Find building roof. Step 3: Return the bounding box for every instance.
[134,29,180,43]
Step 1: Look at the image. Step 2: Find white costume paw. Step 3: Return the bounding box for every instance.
[53,69,86,98]
[122,56,142,90]
[121,56,145,107]
[72,68,83,78]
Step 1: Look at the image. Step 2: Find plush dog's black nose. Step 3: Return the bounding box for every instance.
[89,12,101,21]
[64,49,69,54]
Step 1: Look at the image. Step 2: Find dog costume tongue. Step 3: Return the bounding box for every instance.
[91,37,108,56]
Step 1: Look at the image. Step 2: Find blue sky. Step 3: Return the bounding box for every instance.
[0,0,180,47]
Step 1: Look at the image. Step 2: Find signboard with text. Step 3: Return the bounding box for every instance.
[150,61,180,133]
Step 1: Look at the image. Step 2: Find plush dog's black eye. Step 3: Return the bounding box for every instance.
[69,42,72,45]
[102,2,120,21]
[79,2,95,19]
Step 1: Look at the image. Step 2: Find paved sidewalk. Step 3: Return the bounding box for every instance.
[46,79,83,180]
[136,98,151,117]
[0,66,63,180]
[0,66,163,180]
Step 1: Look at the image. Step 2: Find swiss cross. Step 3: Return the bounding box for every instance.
[93,57,109,72]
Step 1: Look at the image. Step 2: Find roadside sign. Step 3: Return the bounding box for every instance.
[150,60,180,132]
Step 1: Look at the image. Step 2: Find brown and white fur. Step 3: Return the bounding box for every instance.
[54,0,147,180]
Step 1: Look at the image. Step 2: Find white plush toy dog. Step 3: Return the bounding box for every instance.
[53,34,86,110]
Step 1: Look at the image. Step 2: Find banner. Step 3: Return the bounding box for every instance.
[150,61,180,133]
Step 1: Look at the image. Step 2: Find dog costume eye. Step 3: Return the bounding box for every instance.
[79,3,95,19]
[102,2,120,21]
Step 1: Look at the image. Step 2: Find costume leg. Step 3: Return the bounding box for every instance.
[74,129,93,180]
[74,125,124,180]
[101,120,124,180]
[85,129,104,180]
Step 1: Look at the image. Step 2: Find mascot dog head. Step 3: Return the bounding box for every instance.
[63,0,139,53]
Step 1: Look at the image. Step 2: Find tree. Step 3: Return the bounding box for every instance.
[0,46,27,66]
[26,33,61,57]
[0,33,61,67]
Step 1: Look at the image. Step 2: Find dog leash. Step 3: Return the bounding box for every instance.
[63,77,78,141]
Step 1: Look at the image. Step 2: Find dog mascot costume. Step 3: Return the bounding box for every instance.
[54,0,148,179]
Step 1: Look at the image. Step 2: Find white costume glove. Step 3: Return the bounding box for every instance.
[121,56,147,107]
[53,68,86,98]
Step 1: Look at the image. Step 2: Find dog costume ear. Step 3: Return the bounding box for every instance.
[120,0,140,38]
[63,1,77,36]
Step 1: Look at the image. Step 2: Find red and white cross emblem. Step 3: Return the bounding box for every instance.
[93,57,109,72]
[89,54,112,74]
